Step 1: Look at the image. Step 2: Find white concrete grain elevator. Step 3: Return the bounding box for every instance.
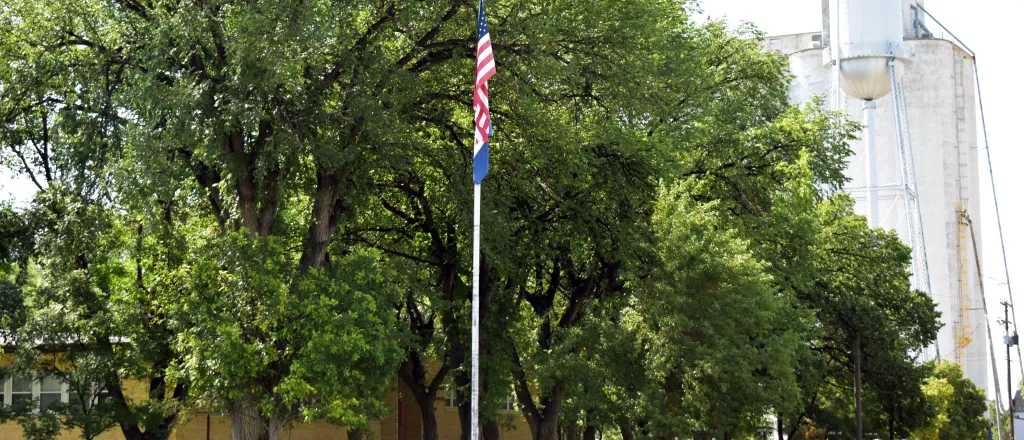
[765,0,991,391]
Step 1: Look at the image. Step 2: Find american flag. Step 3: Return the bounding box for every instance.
[473,0,496,184]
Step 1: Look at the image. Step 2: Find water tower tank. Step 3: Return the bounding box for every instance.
[836,0,912,100]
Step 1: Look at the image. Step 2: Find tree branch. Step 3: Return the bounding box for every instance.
[395,0,467,68]
[9,144,45,191]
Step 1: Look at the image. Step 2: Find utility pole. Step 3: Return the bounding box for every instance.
[969,214,1006,440]
[1001,300,1018,440]
[855,334,863,440]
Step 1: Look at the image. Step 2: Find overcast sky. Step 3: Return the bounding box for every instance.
[700,0,1024,407]
[2,0,1022,407]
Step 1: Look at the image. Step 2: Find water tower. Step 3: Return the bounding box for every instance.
[835,0,914,225]
[836,0,910,103]
[830,0,934,350]
[768,0,994,408]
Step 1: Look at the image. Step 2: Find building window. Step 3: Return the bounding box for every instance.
[68,384,110,411]
[0,375,94,412]
[444,388,458,409]
[67,386,106,411]
[503,392,520,413]
[68,389,86,410]
[10,376,34,409]
[39,376,62,410]
[501,394,516,413]
[443,388,517,412]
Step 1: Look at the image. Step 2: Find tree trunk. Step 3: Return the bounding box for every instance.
[582,424,597,440]
[107,369,178,440]
[483,420,500,440]
[457,370,472,440]
[537,415,561,440]
[266,414,286,440]
[417,394,440,440]
[400,350,447,440]
[786,412,807,440]
[514,374,567,440]
[123,430,174,440]
[618,418,634,440]
[777,417,784,440]
[565,423,580,440]
[454,374,503,440]
[787,421,801,440]
[348,427,365,440]
[232,393,269,440]
[299,171,344,272]
[854,335,863,440]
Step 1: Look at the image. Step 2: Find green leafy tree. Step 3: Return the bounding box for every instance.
[17,406,62,440]
[782,195,942,439]
[495,20,857,440]
[32,351,120,440]
[0,202,32,330]
[6,187,192,440]
[350,8,858,440]
[332,4,850,440]
[863,343,934,440]
[914,361,988,440]
[1,2,952,440]
[631,178,807,438]
[1,0,440,437]
[56,395,120,440]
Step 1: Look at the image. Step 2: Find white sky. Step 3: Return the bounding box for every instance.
[1,0,1022,409]
[700,0,1024,407]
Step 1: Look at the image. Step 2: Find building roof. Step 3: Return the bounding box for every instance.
[1012,390,1024,413]
[0,332,129,352]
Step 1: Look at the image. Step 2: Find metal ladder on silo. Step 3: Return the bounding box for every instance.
[954,51,973,365]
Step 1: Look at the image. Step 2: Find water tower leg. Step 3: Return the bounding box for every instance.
[888,58,940,361]
[864,100,879,228]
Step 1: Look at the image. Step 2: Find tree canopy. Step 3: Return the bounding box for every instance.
[0,1,971,440]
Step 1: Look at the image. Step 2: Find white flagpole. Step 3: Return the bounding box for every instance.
[471,182,481,440]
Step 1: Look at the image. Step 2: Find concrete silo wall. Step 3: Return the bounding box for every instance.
[767,32,989,391]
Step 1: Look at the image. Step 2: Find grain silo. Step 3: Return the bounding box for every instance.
[765,0,990,392]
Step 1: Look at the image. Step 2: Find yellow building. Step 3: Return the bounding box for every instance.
[0,354,532,440]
